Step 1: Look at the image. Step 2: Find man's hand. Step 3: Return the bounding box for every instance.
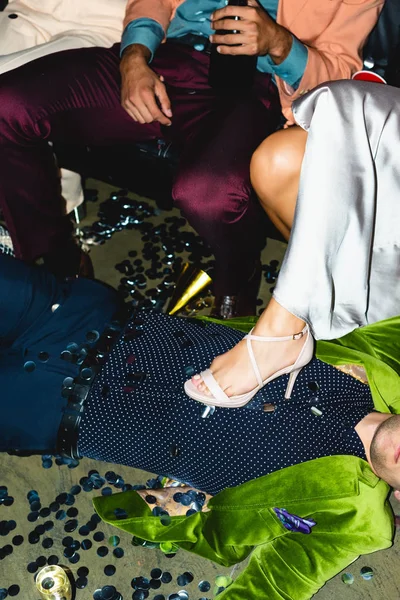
[136,486,211,516]
[210,0,292,64]
[120,44,172,126]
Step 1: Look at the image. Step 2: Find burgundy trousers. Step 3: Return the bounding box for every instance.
[0,42,281,294]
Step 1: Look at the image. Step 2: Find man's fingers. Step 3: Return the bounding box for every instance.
[121,74,172,125]
[125,95,157,125]
[154,80,172,119]
[122,99,144,123]
[141,89,171,125]
[131,100,152,124]
[216,42,257,56]
[121,103,136,122]
[212,5,255,21]
[124,95,169,126]
[153,109,172,126]
[140,92,171,126]
[211,32,255,47]
[211,17,253,33]
[125,86,169,125]
[136,90,161,122]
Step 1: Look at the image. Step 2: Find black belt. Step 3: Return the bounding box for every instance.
[56,303,133,460]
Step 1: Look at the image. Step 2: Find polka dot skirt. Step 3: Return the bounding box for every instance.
[78,311,374,496]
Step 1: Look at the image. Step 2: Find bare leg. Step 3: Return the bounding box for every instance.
[251,126,307,241]
[191,127,311,399]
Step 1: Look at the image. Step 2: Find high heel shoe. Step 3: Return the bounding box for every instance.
[184,325,314,408]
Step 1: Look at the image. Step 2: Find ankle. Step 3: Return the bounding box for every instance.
[253,320,306,339]
[253,299,306,338]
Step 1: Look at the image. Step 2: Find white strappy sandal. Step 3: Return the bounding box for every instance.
[184,325,314,408]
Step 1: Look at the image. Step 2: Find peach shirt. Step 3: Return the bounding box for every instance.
[123,0,384,122]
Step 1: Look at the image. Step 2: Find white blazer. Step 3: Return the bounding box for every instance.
[0,0,126,74]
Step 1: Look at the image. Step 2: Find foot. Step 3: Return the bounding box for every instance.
[192,299,307,398]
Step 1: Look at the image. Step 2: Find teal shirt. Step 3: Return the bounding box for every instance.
[121,0,308,88]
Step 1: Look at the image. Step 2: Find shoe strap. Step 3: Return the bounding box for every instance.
[200,369,230,404]
[244,326,308,388]
[245,325,308,343]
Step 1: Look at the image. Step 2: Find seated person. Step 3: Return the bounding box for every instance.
[0,0,127,215]
[0,0,383,309]
[1,252,399,599]
[186,78,400,408]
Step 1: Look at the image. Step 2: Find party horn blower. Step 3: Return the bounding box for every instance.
[167,263,212,315]
[36,565,72,600]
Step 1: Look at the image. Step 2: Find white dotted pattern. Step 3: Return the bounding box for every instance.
[78,312,373,495]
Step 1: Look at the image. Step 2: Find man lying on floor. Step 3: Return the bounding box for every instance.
[1,252,399,600]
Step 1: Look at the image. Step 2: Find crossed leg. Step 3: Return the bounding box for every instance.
[251,126,308,241]
[191,126,310,399]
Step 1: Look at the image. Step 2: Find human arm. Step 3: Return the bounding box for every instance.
[217,526,392,600]
[94,486,393,600]
[93,454,394,600]
[207,460,394,600]
[120,43,172,125]
[211,1,307,88]
[120,0,184,124]
[123,0,183,34]
[277,0,384,122]
[211,0,383,122]
[211,1,293,64]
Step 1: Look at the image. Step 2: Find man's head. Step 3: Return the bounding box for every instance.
[370,414,400,489]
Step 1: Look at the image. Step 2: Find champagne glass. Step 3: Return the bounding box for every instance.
[35,565,72,600]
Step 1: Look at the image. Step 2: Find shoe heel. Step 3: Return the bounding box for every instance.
[284,368,302,399]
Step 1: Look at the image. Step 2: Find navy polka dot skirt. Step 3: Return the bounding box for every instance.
[78,311,374,495]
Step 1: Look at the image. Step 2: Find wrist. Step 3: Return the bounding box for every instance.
[268,27,293,65]
[121,43,151,65]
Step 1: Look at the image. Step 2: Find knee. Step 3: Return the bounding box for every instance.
[0,65,48,140]
[173,166,241,225]
[0,79,34,138]
[250,127,307,208]
[0,67,29,110]
[0,84,19,119]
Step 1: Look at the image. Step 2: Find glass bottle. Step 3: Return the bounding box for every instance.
[208,0,257,92]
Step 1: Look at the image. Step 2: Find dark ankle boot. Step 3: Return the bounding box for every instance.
[210,260,261,319]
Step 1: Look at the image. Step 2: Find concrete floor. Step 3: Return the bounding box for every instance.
[1,180,400,599]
